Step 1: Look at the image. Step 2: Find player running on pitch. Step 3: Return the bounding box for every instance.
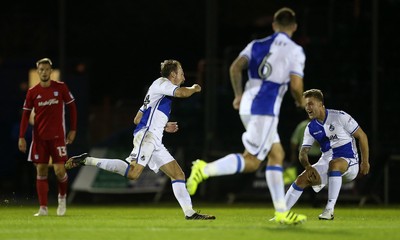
[66,59,215,220]
[187,7,307,224]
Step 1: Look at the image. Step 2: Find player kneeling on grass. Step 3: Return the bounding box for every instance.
[66,60,215,220]
[284,89,370,220]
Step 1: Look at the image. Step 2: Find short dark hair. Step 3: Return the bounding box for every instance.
[273,7,296,27]
[160,59,181,78]
[303,89,324,103]
[36,58,53,68]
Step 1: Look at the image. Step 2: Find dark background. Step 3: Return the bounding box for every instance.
[1,0,399,204]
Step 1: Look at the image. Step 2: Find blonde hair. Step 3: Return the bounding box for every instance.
[303,89,324,104]
[160,59,181,78]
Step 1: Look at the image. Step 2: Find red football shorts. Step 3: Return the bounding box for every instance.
[28,138,68,164]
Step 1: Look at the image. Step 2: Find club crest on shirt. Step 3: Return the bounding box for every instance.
[329,124,335,131]
[54,91,59,96]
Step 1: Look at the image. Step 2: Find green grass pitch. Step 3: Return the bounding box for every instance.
[1,203,399,240]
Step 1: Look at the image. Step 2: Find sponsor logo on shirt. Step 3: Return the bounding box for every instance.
[329,134,338,140]
[313,130,322,135]
[38,98,59,106]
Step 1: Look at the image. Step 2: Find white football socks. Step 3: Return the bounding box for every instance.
[284,183,304,210]
[326,171,342,210]
[266,165,287,212]
[204,153,244,177]
[85,157,129,176]
[172,180,195,216]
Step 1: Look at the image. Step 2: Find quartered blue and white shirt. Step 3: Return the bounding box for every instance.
[134,77,178,140]
[238,32,305,117]
[303,109,360,160]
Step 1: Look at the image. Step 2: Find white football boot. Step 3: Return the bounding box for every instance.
[318,209,334,220]
[34,207,48,216]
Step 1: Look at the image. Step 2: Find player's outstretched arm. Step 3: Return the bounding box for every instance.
[174,84,201,98]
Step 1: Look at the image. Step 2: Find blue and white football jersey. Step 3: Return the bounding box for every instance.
[303,109,360,160]
[238,32,305,116]
[134,77,178,139]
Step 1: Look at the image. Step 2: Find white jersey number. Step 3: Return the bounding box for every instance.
[258,53,272,80]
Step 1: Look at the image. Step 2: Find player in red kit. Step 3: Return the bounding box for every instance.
[18,58,77,216]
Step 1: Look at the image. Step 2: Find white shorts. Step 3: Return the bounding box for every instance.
[125,129,174,173]
[240,114,280,161]
[311,155,359,192]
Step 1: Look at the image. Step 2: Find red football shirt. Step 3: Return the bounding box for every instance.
[20,80,76,140]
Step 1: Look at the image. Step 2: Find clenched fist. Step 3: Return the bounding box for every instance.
[305,166,321,186]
